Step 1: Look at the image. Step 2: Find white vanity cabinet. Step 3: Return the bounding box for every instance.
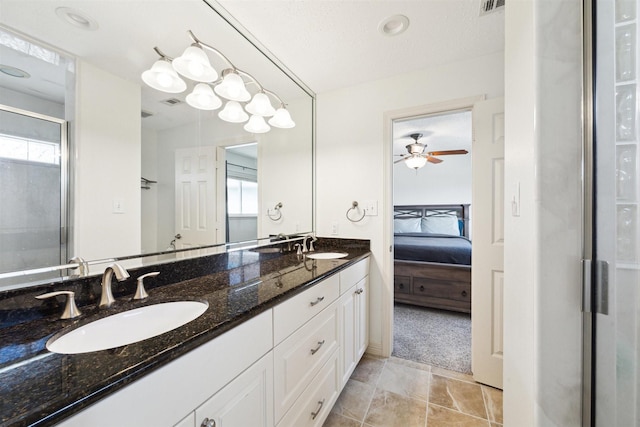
[57,310,273,427]
[55,256,370,427]
[339,258,370,386]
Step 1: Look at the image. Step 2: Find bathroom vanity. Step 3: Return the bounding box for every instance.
[0,239,370,427]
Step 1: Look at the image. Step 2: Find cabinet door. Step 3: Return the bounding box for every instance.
[196,352,274,427]
[339,286,357,387]
[355,277,369,360]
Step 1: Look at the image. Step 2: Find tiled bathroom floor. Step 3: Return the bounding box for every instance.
[323,355,503,427]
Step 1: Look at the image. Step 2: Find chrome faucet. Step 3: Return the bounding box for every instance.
[99,263,130,308]
[302,235,318,253]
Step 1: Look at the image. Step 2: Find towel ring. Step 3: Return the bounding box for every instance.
[346,201,366,222]
[267,202,283,221]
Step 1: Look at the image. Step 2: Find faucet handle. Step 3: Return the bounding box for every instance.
[134,272,159,300]
[309,236,318,252]
[36,291,82,319]
[294,243,303,255]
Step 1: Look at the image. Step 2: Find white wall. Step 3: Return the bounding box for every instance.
[73,60,141,261]
[503,1,583,426]
[0,86,65,119]
[316,51,504,355]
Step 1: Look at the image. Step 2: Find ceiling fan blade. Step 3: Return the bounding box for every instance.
[394,157,408,164]
[427,149,469,156]
[427,155,443,164]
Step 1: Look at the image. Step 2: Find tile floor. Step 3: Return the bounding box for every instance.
[323,355,503,427]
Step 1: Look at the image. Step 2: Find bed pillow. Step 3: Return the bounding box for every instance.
[421,215,461,236]
[394,217,422,233]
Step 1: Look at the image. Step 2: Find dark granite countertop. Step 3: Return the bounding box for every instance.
[0,238,370,427]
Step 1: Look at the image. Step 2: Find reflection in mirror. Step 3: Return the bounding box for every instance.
[0,0,314,289]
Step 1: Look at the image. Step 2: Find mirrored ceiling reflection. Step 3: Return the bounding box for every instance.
[0,0,314,288]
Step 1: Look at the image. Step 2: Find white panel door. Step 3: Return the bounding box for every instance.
[471,97,505,389]
[175,147,220,249]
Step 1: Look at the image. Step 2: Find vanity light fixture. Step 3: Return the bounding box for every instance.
[141,30,295,132]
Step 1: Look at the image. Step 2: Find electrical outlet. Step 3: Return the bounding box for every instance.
[112,198,124,214]
[331,222,339,235]
[363,200,378,216]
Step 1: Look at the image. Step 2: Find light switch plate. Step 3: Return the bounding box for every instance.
[363,200,378,216]
[112,198,125,214]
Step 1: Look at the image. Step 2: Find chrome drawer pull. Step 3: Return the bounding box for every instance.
[310,296,325,306]
[201,418,216,427]
[310,399,325,420]
[310,340,326,355]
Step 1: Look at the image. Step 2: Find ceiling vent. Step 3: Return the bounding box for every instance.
[479,0,505,16]
[160,97,182,106]
[141,110,153,118]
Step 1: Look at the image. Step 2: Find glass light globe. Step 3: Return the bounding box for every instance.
[186,83,222,110]
[141,60,186,93]
[245,92,276,117]
[218,101,249,123]
[405,155,427,169]
[244,115,271,133]
[268,107,296,128]
[214,71,251,101]
[172,45,217,82]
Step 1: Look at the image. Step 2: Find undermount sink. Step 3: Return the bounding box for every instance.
[46,301,208,354]
[305,252,348,260]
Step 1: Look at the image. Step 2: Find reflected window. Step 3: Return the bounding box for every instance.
[227,178,258,215]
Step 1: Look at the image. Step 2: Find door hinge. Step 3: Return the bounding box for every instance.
[582,259,609,314]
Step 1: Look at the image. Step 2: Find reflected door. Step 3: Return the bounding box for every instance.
[593,0,640,425]
[0,106,66,273]
[174,147,220,249]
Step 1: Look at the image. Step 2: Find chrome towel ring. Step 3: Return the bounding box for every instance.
[346,201,366,222]
[267,202,283,221]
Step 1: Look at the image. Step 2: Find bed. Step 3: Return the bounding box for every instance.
[393,204,472,313]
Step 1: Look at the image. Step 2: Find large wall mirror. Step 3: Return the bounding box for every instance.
[0,0,314,289]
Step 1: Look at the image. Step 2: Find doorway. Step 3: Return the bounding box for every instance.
[225,143,258,242]
[391,109,473,374]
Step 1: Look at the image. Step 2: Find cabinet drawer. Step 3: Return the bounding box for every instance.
[274,301,339,422]
[393,275,411,295]
[274,274,340,345]
[412,279,471,302]
[277,349,340,427]
[339,257,370,294]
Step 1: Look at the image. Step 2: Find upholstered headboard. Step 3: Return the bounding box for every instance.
[393,204,471,238]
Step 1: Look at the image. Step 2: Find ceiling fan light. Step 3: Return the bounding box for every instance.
[245,92,276,117]
[218,100,249,123]
[244,115,271,133]
[214,71,251,101]
[141,59,187,93]
[172,45,218,82]
[268,107,296,128]
[405,155,427,170]
[186,83,222,110]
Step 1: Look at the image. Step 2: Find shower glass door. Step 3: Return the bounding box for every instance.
[0,105,67,282]
[593,0,640,424]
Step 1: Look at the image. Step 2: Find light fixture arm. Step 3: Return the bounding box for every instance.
[152,46,174,61]
[188,30,235,69]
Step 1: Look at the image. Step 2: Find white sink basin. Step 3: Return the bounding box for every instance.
[47,301,208,354]
[305,252,348,260]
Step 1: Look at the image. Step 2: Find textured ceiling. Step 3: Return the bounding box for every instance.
[216,0,505,94]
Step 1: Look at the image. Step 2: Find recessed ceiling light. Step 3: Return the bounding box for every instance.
[378,14,410,37]
[55,7,99,31]
[0,65,30,78]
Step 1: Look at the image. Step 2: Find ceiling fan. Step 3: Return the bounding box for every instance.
[394,133,468,170]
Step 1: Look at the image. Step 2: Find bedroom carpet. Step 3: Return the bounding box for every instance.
[392,303,472,374]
